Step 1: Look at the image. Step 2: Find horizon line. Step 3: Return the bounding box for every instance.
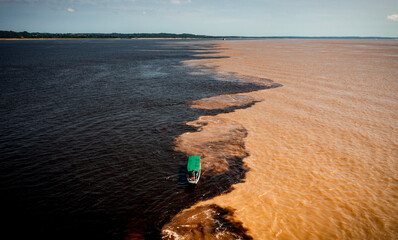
[1,30,397,39]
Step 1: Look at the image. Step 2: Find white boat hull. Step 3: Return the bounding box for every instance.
[187,170,201,184]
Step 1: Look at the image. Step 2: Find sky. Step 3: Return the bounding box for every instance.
[0,0,397,37]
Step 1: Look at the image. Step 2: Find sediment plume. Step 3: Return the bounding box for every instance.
[190,94,258,110]
[185,60,281,88]
[174,116,248,175]
[162,204,252,240]
[167,39,398,239]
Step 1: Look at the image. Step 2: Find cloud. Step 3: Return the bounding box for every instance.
[387,14,398,22]
[170,0,191,4]
[67,8,75,12]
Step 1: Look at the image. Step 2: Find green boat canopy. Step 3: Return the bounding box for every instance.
[187,156,201,172]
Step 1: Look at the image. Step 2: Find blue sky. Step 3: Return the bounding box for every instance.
[0,0,397,37]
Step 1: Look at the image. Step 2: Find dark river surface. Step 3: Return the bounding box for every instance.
[0,39,267,239]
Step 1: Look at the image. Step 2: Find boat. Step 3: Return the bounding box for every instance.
[187,155,201,184]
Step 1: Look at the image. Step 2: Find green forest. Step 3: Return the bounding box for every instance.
[0,30,215,39]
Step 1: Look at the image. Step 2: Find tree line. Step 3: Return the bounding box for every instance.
[0,30,215,39]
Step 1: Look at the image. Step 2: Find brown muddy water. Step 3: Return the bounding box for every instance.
[163,39,398,239]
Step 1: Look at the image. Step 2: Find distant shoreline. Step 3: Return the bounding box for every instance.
[0,38,215,40]
[0,30,219,40]
[1,30,396,40]
[1,37,397,41]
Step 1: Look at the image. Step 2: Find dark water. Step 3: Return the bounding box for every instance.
[0,40,267,239]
